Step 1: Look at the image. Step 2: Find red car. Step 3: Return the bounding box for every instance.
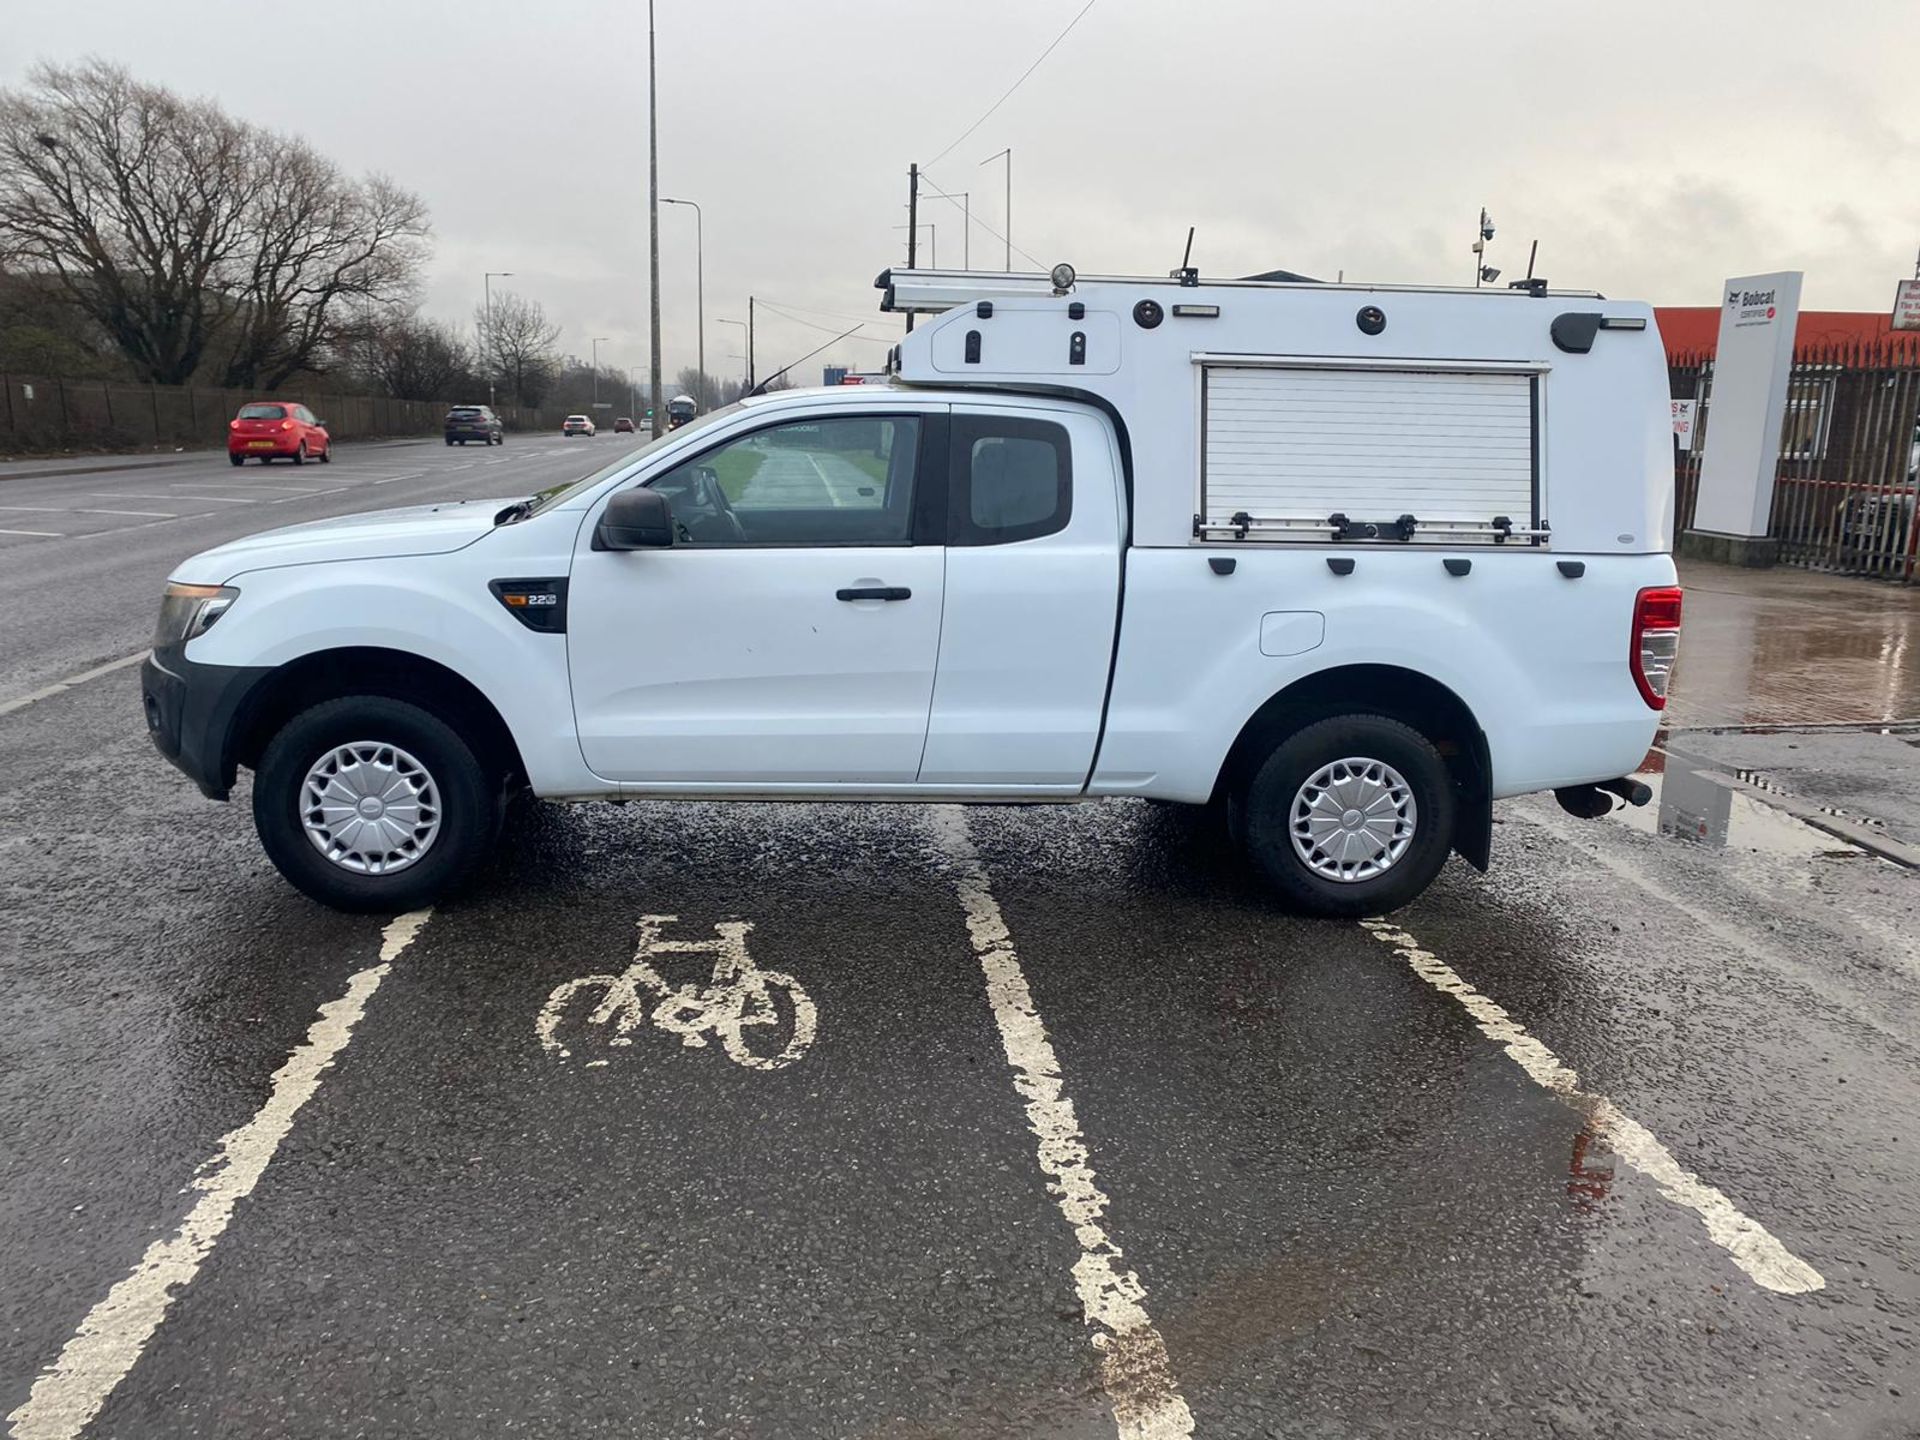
[228,402,332,465]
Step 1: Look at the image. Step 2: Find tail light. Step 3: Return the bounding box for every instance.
[280,419,294,431]
[1631,586,1683,709]
[228,420,240,430]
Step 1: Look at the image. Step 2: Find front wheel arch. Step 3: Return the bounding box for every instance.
[230,647,529,795]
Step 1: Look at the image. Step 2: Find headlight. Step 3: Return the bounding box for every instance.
[153,583,239,647]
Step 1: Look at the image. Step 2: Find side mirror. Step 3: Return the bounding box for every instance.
[593,487,675,550]
[313,418,328,429]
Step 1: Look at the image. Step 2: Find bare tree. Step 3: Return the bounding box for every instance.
[364,311,474,401]
[218,146,430,390]
[0,60,257,384]
[476,290,560,408]
[0,60,431,389]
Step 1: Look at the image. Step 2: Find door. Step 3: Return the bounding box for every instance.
[568,410,946,787]
[917,405,1123,789]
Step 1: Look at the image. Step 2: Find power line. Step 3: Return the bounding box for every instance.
[918,170,1045,270]
[923,0,1101,171]
[755,302,894,343]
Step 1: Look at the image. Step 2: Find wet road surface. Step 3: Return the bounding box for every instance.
[2,473,1918,1437]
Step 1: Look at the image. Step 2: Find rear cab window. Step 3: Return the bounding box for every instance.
[948,414,1072,545]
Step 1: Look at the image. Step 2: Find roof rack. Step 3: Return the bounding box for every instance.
[875,266,1599,314]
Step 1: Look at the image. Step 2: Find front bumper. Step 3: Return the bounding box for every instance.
[141,645,272,800]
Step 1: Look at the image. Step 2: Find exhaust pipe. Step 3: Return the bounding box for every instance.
[1554,776,1652,819]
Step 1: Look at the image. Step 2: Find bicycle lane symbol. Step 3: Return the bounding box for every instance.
[536,914,818,1072]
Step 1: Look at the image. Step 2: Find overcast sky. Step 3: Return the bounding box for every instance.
[7,1,1918,385]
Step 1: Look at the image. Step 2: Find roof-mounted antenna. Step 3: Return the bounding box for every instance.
[747,325,863,396]
[1507,239,1547,296]
[1171,227,1199,287]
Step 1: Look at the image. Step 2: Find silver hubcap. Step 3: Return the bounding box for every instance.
[1289,756,1418,882]
[300,741,442,875]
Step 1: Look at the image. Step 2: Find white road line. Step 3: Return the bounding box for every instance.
[0,506,68,512]
[1358,918,1825,1296]
[0,527,62,536]
[5,910,432,1440]
[931,808,1195,1439]
[76,509,177,518]
[0,652,149,717]
[88,492,254,504]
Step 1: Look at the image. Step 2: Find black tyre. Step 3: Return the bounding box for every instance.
[1234,713,1454,918]
[292,442,306,466]
[253,696,500,912]
[229,453,244,467]
[446,437,455,446]
[318,443,331,464]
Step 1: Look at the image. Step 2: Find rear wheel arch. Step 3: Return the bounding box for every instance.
[230,647,528,793]
[1213,664,1493,871]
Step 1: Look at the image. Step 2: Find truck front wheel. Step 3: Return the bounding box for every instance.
[252,696,499,912]
[1234,713,1454,918]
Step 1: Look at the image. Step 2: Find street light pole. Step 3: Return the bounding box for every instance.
[483,271,513,407]
[647,0,663,438]
[591,337,609,408]
[981,148,1010,269]
[661,197,704,407]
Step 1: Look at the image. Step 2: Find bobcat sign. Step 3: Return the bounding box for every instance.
[1683,270,1804,566]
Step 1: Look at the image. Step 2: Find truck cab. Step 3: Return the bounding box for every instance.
[143,267,1680,915]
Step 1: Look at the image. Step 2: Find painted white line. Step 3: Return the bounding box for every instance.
[1358,918,1825,1296]
[5,910,432,1440]
[88,492,254,504]
[0,527,62,536]
[76,509,177,518]
[0,506,68,512]
[930,808,1195,1439]
[0,652,149,716]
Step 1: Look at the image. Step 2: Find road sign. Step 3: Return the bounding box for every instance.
[1893,279,1920,331]
[592,402,614,409]
[1671,399,1697,447]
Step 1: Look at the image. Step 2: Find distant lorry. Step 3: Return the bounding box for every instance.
[667,395,698,429]
[143,263,1678,914]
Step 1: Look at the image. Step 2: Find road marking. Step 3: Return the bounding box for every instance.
[77,509,177,518]
[538,914,816,1070]
[0,652,149,717]
[931,808,1195,1439]
[1358,918,1825,1296]
[0,505,68,512]
[5,910,431,1440]
[0,527,62,536]
[88,492,254,504]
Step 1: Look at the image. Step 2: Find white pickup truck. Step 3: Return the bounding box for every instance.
[143,265,1680,914]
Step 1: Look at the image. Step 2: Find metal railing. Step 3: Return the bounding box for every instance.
[1671,337,1920,582]
[0,372,560,456]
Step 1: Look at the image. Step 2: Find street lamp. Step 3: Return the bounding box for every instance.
[662,197,704,407]
[717,319,747,388]
[590,337,609,409]
[483,271,513,407]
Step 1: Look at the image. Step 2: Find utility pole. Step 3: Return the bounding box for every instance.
[662,198,703,406]
[647,0,663,438]
[591,337,608,407]
[905,164,919,333]
[981,148,1010,269]
[747,296,755,386]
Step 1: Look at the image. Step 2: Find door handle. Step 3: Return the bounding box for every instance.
[836,586,911,602]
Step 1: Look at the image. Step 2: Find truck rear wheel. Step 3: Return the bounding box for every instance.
[1234,713,1454,918]
[252,695,498,912]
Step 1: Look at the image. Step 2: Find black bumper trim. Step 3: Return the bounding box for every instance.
[141,646,273,801]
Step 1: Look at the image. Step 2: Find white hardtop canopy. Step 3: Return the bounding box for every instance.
[877,266,1666,555]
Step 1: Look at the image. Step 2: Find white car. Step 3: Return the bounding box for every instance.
[562,415,596,437]
[142,265,1678,914]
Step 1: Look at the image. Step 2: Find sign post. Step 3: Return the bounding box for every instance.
[1680,270,1803,568]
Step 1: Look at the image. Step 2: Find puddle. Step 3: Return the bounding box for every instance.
[1610,763,1867,861]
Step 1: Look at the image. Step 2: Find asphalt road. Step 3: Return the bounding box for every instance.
[1,445,1917,1438]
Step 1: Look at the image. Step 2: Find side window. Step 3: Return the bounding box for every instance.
[948,415,1072,545]
[647,415,921,546]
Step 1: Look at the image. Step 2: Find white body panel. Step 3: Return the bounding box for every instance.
[567,545,945,785]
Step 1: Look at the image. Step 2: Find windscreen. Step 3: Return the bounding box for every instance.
[237,404,285,420]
